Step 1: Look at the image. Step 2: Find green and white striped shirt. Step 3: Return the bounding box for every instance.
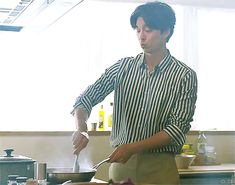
[74,50,197,153]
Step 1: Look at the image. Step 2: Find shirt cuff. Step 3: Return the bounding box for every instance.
[163,124,186,146]
[72,95,92,116]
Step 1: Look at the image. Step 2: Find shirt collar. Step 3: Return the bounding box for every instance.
[138,50,172,73]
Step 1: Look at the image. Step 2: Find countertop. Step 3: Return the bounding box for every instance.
[179,163,235,175]
[179,164,235,185]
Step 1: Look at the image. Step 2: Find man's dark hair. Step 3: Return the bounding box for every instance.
[130,1,176,42]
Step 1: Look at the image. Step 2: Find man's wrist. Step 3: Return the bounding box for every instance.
[80,131,89,139]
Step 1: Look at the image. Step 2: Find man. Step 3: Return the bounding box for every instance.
[72,1,197,184]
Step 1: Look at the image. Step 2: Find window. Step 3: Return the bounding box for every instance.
[0,1,234,131]
[193,7,235,130]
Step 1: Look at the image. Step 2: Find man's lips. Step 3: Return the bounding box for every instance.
[140,43,146,48]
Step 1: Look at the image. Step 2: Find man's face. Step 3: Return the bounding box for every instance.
[135,17,168,54]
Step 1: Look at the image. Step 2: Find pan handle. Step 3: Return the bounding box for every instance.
[92,157,110,169]
[61,180,72,185]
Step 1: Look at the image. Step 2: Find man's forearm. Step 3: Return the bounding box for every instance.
[131,130,172,154]
[74,107,89,132]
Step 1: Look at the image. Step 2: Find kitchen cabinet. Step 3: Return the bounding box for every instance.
[179,164,235,185]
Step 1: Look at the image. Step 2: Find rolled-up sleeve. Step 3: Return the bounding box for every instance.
[72,61,123,116]
[163,70,198,146]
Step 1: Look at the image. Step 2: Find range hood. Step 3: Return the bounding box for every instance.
[0,0,84,32]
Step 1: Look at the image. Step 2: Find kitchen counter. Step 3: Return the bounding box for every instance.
[178,164,235,185]
[179,163,235,174]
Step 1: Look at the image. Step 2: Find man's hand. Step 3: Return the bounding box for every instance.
[72,107,89,154]
[72,131,89,155]
[108,143,135,164]
[108,130,172,164]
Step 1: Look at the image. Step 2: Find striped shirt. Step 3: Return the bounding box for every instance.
[73,50,197,153]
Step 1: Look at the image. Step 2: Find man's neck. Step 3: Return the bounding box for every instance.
[144,49,167,72]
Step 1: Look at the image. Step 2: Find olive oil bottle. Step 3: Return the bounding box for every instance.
[98,105,105,131]
[107,102,113,131]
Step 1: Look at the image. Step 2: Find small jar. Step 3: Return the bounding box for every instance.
[34,162,47,185]
[205,145,217,164]
[8,175,19,185]
[16,177,27,185]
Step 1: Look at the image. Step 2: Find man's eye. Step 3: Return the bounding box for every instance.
[136,29,141,33]
[145,28,152,32]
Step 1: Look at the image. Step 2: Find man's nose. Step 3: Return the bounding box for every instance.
[139,30,146,40]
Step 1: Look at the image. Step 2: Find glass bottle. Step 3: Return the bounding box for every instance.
[197,131,207,154]
[107,102,113,131]
[98,104,105,131]
[205,145,217,164]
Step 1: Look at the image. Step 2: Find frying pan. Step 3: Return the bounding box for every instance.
[47,168,97,184]
[47,158,110,184]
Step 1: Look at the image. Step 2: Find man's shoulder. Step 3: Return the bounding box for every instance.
[171,56,196,74]
[119,53,142,63]
[118,53,143,68]
[113,53,143,79]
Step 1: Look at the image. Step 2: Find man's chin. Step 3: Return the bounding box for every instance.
[141,46,147,51]
[143,48,150,53]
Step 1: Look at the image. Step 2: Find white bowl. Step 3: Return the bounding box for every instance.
[175,154,196,169]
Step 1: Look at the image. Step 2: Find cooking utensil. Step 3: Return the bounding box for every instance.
[92,158,110,169]
[73,154,80,172]
[47,168,97,185]
[47,157,109,184]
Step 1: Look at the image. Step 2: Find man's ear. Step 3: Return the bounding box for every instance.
[162,29,171,41]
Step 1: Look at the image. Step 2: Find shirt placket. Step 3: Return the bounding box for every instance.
[141,70,152,130]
